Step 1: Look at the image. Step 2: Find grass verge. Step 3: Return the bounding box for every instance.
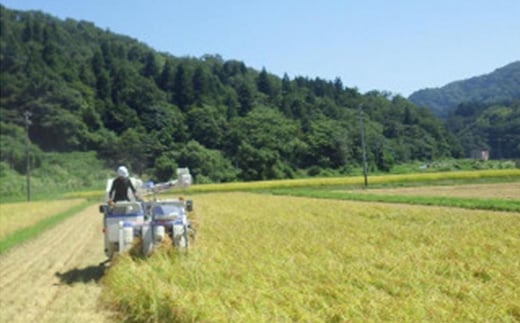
[0,201,92,255]
[270,188,520,212]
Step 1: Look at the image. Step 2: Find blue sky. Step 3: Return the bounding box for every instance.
[2,0,519,96]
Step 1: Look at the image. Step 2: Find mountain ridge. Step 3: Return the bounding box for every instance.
[408,61,520,117]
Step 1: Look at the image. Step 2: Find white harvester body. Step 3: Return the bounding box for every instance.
[100,168,194,259]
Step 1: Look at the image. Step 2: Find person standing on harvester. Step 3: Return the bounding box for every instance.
[108,166,139,204]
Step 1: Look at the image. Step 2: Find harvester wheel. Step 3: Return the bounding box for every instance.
[141,225,154,256]
[105,242,116,259]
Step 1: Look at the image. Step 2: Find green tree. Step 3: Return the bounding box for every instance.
[225,107,300,179]
[142,52,159,79]
[192,65,208,104]
[236,82,254,116]
[173,64,193,111]
[304,118,352,169]
[42,27,59,67]
[153,151,178,182]
[117,128,147,175]
[158,58,175,92]
[175,140,237,183]
[187,105,226,149]
[257,67,272,96]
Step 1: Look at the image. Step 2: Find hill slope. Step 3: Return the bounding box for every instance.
[408,61,520,117]
[408,61,520,159]
[1,5,461,188]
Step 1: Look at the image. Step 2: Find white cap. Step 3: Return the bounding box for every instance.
[117,166,129,177]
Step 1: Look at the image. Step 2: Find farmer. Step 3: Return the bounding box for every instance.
[108,165,139,204]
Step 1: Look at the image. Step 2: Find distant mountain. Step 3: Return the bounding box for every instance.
[408,61,520,117]
[408,61,520,159]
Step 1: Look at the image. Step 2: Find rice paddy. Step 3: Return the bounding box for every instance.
[186,169,520,193]
[103,192,520,322]
[0,199,85,240]
[3,169,519,322]
[344,182,520,200]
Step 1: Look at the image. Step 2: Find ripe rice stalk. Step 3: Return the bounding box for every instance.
[103,192,520,322]
[188,169,520,193]
[0,199,85,240]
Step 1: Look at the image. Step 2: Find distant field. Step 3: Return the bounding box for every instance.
[103,192,520,322]
[344,182,520,200]
[0,199,85,240]
[65,169,520,199]
[189,169,520,193]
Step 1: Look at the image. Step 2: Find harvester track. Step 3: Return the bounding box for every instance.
[0,205,116,322]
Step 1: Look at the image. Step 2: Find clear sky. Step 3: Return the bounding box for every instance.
[2,0,519,96]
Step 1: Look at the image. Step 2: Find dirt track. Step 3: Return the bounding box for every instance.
[0,204,116,322]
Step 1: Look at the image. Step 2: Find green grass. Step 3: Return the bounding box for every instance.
[0,201,92,254]
[270,188,520,212]
[0,151,111,202]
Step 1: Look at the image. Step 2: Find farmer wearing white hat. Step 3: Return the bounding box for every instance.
[108,166,139,204]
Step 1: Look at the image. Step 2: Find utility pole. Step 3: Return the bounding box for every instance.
[24,111,32,201]
[359,105,368,188]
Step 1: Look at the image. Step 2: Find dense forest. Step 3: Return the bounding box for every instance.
[444,100,520,159]
[0,5,472,185]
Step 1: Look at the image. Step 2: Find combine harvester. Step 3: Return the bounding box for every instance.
[99,168,195,259]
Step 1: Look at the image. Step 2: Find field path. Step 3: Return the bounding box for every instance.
[0,204,116,323]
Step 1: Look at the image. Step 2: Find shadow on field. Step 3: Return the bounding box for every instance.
[55,262,107,285]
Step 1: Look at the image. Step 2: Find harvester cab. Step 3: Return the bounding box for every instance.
[99,168,194,259]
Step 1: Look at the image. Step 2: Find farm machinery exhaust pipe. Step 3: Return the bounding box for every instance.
[99,168,195,259]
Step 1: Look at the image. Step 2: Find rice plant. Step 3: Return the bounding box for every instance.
[103,193,520,322]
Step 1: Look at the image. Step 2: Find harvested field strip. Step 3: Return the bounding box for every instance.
[344,182,520,200]
[0,200,92,254]
[0,199,86,239]
[103,193,520,322]
[65,169,520,198]
[271,189,520,212]
[188,169,520,192]
[0,204,116,323]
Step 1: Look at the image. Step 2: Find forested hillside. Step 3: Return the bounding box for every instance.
[444,100,520,159]
[409,61,520,117]
[0,5,461,184]
[409,62,520,159]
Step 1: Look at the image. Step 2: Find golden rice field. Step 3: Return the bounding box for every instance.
[64,168,520,199]
[103,192,520,322]
[344,182,520,200]
[0,199,85,240]
[188,169,520,193]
